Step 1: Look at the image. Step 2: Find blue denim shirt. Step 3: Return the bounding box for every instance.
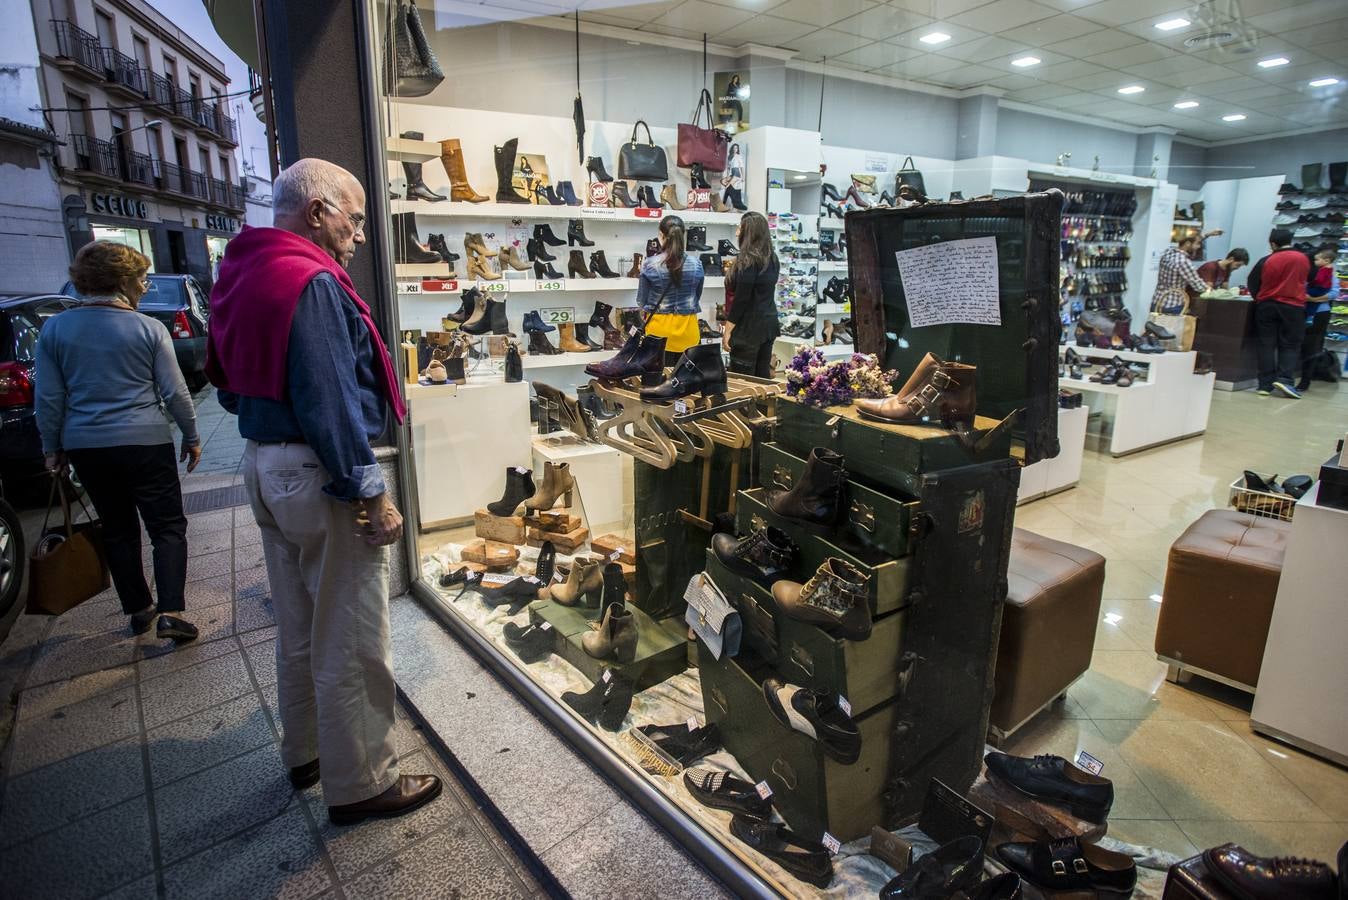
[218,273,386,501]
[637,252,705,315]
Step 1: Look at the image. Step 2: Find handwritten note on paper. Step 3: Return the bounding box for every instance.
[894,236,1002,328]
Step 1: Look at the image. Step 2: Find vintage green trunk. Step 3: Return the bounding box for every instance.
[703,549,906,716]
[758,441,918,559]
[698,641,897,843]
[529,601,686,692]
[736,487,911,616]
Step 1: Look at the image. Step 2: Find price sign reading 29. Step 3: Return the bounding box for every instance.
[539,307,574,324]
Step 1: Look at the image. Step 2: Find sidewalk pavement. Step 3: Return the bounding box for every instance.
[0,389,548,899]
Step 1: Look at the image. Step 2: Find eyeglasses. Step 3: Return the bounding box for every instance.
[320,197,367,234]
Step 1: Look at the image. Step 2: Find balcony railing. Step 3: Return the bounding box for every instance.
[67,134,157,189]
[159,160,208,200]
[102,47,147,96]
[209,177,246,211]
[50,20,103,73]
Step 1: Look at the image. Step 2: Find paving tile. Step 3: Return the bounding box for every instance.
[235,542,267,571]
[24,628,140,687]
[137,602,233,662]
[189,528,234,556]
[245,639,278,687]
[153,742,292,864]
[0,795,154,900]
[138,650,254,729]
[161,807,332,900]
[97,874,159,900]
[341,818,533,900]
[138,632,240,682]
[184,574,236,608]
[235,522,263,547]
[186,550,233,583]
[1105,819,1199,859]
[186,511,234,537]
[241,625,277,647]
[8,685,139,776]
[147,692,275,787]
[317,749,467,879]
[1068,650,1219,721]
[237,594,276,633]
[17,664,136,721]
[236,565,270,600]
[0,737,145,847]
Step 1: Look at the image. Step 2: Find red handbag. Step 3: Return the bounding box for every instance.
[677,88,730,172]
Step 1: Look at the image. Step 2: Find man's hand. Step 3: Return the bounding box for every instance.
[356,493,404,547]
[181,442,202,473]
[44,451,66,473]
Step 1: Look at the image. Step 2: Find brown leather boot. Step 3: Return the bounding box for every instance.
[328,774,443,825]
[773,558,871,641]
[660,184,686,210]
[439,139,489,203]
[464,232,496,257]
[625,253,642,278]
[582,603,639,663]
[765,447,845,529]
[568,249,596,278]
[854,353,976,430]
[558,323,589,353]
[547,555,603,606]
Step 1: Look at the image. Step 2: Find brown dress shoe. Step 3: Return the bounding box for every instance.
[772,557,872,640]
[1204,845,1336,900]
[854,352,976,430]
[328,775,443,825]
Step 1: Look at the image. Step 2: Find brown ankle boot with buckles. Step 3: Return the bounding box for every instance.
[854,353,976,430]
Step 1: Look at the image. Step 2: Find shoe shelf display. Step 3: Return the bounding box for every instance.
[1270,169,1347,255]
[389,198,745,227]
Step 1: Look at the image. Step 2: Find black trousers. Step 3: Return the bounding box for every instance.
[1253,301,1306,391]
[1300,309,1332,385]
[729,338,775,378]
[68,443,188,614]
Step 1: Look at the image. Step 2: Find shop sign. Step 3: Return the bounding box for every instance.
[205,214,240,233]
[90,191,149,220]
[633,207,663,220]
[864,154,889,174]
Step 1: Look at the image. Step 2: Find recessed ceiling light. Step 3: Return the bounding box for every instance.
[1222,113,1247,121]
[1173,100,1200,109]
[1257,57,1289,68]
[920,31,952,45]
[1155,17,1190,31]
[1011,55,1041,67]
[1118,85,1145,94]
[1309,77,1341,87]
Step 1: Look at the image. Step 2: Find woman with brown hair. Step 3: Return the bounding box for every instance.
[35,241,202,642]
[638,215,706,365]
[722,211,780,377]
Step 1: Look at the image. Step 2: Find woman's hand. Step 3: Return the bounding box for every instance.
[44,451,66,473]
[181,442,202,473]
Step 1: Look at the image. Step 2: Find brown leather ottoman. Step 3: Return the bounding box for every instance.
[990,528,1105,741]
[1155,509,1288,693]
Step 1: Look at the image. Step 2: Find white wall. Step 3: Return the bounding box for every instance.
[995,108,1143,179]
[1198,176,1283,288]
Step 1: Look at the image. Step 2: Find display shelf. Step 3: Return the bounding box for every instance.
[390,199,742,226]
[1059,348,1213,455]
[396,276,725,295]
[819,219,846,230]
[520,351,606,369]
[1017,403,1089,504]
[816,303,849,315]
[1057,374,1154,395]
[386,137,440,163]
[1173,218,1202,227]
[818,261,848,272]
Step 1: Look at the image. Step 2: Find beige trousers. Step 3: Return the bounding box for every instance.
[242,441,399,805]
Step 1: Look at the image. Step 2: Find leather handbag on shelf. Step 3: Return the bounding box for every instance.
[684,571,741,660]
[895,156,926,197]
[677,89,731,172]
[618,120,669,182]
[26,474,109,616]
[383,0,444,98]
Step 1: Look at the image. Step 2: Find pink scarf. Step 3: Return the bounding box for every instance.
[205,226,405,422]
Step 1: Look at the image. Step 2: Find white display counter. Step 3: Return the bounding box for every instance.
[1017,404,1089,504]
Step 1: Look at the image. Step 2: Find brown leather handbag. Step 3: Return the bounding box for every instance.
[677,89,730,172]
[26,474,109,616]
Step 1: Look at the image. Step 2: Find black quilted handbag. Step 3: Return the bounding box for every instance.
[618,120,669,182]
[383,0,444,98]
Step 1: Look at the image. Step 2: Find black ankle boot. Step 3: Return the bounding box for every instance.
[393,213,440,264]
[447,288,477,324]
[574,322,602,351]
[585,156,614,183]
[562,668,633,731]
[638,186,660,209]
[690,163,710,189]
[599,561,628,618]
[700,253,723,275]
[639,343,726,401]
[400,132,447,201]
[765,447,846,529]
[502,622,553,663]
[576,384,615,421]
[585,333,666,382]
[427,234,460,263]
[542,185,565,205]
[488,466,534,516]
[645,238,661,258]
[610,181,638,208]
[1329,161,1347,191]
[590,250,621,278]
[718,238,738,257]
[726,186,747,211]
[443,357,467,385]
[534,223,565,247]
[590,301,622,349]
[558,180,582,205]
[494,138,531,203]
[567,219,594,247]
[712,526,798,589]
[687,226,711,251]
[462,297,509,335]
[533,259,563,279]
[528,329,562,355]
[504,341,523,382]
[527,237,555,263]
[523,310,553,334]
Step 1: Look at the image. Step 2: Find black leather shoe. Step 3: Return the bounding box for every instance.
[631,723,721,766]
[731,815,833,888]
[328,774,443,825]
[996,837,1136,896]
[157,614,198,643]
[983,752,1113,823]
[683,767,772,817]
[1205,845,1336,900]
[129,606,158,635]
[965,873,1022,900]
[562,669,635,732]
[763,678,861,764]
[639,343,726,401]
[502,622,554,663]
[289,758,320,790]
[765,447,846,530]
[711,526,798,588]
[880,835,984,899]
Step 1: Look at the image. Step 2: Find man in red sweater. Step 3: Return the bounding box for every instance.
[1244,228,1310,398]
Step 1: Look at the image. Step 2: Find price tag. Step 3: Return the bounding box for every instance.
[701,336,721,345]
[537,281,567,293]
[609,549,623,562]
[674,399,688,415]
[837,694,852,716]
[634,207,663,220]
[480,573,512,586]
[628,325,641,337]
[539,621,552,631]
[478,281,509,293]
[524,575,541,585]
[602,668,612,683]
[553,569,564,582]
[822,832,841,855]
[420,279,458,292]
[686,716,698,732]
[540,307,574,324]
[396,280,421,294]
[755,780,773,800]
[1074,750,1104,775]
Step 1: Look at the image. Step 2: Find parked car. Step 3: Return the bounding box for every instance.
[60,273,211,391]
[0,294,79,485]
[0,472,25,617]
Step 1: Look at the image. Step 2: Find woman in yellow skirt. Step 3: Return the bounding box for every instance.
[638,215,705,365]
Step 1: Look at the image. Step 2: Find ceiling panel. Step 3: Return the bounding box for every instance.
[933,64,1006,86]
[940,34,1026,62]
[701,0,788,10]
[770,0,876,27]
[1041,27,1141,58]
[715,13,817,45]
[888,0,997,19]
[831,5,933,39]
[876,52,971,78]
[831,39,922,69]
[1091,41,1172,68]
[581,1,680,23]
[947,0,1058,32]
[651,0,757,31]
[888,21,988,50]
[785,27,872,58]
[998,13,1103,44]
[1007,82,1080,102]
[1072,0,1196,28]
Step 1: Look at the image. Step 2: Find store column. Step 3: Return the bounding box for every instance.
[955,93,999,160]
[1135,129,1175,181]
[733,48,794,128]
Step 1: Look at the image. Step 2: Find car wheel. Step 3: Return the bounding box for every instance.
[0,497,25,618]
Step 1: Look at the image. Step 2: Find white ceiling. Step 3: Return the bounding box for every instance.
[538,0,1348,143]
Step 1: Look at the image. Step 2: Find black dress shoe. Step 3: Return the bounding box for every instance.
[1205,845,1336,900]
[157,614,198,643]
[964,873,1022,900]
[711,527,798,588]
[730,815,833,888]
[983,752,1113,823]
[129,606,158,635]
[880,835,984,899]
[328,774,443,825]
[639,343,727,401]
[289,758,320,790]
[683,767,772,817]
[996,837,1136,896]
[763,678,861,764]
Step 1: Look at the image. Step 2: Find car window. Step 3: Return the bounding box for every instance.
[11,312,43,364]
[140,278,183,310]
[187,280,208,320]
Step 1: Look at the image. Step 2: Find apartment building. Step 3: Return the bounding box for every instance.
[30,0,245,287]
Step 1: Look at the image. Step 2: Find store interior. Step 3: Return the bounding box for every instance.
[371,0,1347,896]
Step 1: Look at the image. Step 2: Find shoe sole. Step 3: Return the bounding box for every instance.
[1272,383,1302,398]
[328,779,443,826]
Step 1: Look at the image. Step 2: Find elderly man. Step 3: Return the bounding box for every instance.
[207,159,439,823]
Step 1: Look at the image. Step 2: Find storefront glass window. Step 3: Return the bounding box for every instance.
[92,223,156,271]
[206,234,230,281]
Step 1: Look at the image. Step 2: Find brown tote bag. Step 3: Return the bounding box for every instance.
[26,475,110,616]
[677,88,730,172]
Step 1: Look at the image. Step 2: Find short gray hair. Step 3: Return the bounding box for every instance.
[272,158,359,218]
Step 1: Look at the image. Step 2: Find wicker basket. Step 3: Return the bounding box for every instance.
[1228,475,1296,522]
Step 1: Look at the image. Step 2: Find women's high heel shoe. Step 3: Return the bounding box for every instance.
[567,219,594,247]
[725,186,747,211]
[585,156,615,183]
[487,466,535,516]
[821,201,844,219]
[549,556,604,606]
[534,223,566,247]
[446,288,477,324]
[557,180,583,206]
[464,232,497,257]
[589,250,621,278]
[503,339,523,383]
[465,253,501,281]
[610,181,639,208]
[541,185,566,205]
[582,600,638,664]
[690,163,711,189]
[640,344,727,401]
[427,234,460,263]
[500,244,531,271]
[528,329,562,355]
[525,460,576,512]
[438,138,489,203]
[638,186,660,209]
[460,296,509,335]
[533,259,564,280]
[660,184,686,210]
[589,301,623,349]
[625,254,643,278]
[821,183,845,202]
[844,185,872,208]
[526,237,555,263]
[711,192,732,213]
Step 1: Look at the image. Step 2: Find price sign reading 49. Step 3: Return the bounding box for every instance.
[540,307,574,325]
[536,280,566,293]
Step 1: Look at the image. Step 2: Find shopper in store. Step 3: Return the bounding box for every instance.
[1196,247,1249,289]
[206,158,441,823]
[638,214,706,365]
[35,241,202,643]
[1151,232,1212,314]
[1297,247,1337,392]
[722,211,781,377]
[1244,227,1310,398]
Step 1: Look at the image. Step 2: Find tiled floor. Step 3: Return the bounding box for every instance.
[0,391,545,900]
[1005,380,1348,864]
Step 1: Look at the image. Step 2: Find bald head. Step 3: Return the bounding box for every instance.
[272,158,367,267]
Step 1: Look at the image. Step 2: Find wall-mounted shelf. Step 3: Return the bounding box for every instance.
[395,275,725,294]
[815,303,849,315]
[389,200,742,226]
[386,137,440,163]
